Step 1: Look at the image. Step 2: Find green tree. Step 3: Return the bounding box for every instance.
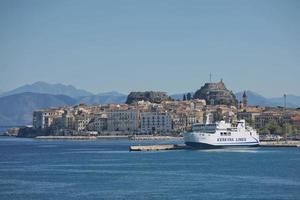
[282,123,295,136]
[183,94,186,101]
[245,118,255,128]
[265,121,282,135]
[259,127,270,135]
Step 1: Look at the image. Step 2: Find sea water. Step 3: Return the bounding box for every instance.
[0,137,299,200]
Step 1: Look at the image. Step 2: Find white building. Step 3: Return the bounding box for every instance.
[107,109,139,132]
[140,111,172,134]
[33,109,64,129]
[172,112,198,132]
[87,115,108,132]
[191,99,206,110]
[255,112,280,129]
[62,110,75,129]
[75,114,91,131]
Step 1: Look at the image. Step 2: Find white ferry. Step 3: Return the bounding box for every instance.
[184,114,260,148]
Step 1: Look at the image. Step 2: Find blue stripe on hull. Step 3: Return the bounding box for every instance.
[185,142,259,149]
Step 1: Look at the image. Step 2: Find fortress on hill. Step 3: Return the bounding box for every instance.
[193,80,238,106]
[125,80,238,107]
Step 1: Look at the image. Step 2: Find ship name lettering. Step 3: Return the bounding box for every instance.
[235,138,246,142]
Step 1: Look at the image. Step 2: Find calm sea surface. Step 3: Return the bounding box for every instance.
[0,137,299,200]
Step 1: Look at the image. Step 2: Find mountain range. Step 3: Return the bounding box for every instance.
[0,82,127,126]
[235,91,300,108]
[0,81,93,98]
[0,92,76,126]
[0,82,299,126]
[77,91,127,105]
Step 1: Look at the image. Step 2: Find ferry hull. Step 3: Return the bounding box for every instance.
[185,141,259,149]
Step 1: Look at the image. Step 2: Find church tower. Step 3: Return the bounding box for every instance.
[242,91,248,108]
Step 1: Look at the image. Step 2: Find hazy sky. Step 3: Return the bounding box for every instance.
[0,0,299,97]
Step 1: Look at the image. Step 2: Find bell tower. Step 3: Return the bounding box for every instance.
[242,91,248,108]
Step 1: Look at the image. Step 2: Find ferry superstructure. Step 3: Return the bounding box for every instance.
[183,114,260,148]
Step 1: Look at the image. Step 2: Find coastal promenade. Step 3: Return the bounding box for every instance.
[35,136,98,140]
[34,135,182,140]
[129,135,182,140]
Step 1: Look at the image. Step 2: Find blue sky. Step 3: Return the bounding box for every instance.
[0,0,299,97]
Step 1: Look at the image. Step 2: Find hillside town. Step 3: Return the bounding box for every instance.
[13,81,300,139]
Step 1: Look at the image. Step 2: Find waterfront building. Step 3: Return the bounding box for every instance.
[33,109,64,129]
[62,110,75,130]
[75,114,91,131]
[140,111,172,134]
[255,112,281,129]
[87,114,108,132]
[107,108,139,132]
[172,112,198,132]
[237,111,252,122]
[291,115,300,133]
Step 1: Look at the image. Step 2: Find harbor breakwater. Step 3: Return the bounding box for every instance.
[130,141,300,151]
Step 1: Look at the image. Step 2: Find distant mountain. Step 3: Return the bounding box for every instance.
[96,91,125,96]
[0,91,128,126]
[269,95,300,108]
[77,91,127,105]
[235,91,300,108]
[235,91,270,106]
[0,81,93,98]
[0,92,76,126]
